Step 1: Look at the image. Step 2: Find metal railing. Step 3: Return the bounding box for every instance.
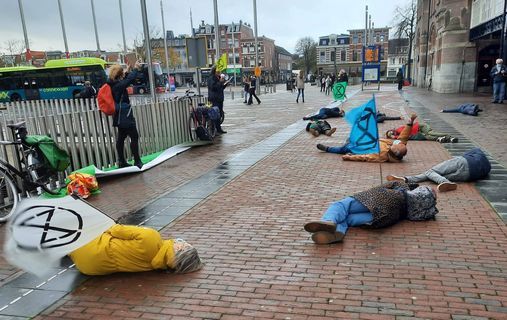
[0,97,201,172]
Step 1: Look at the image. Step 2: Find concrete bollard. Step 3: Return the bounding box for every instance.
[231,91,234,100]
[264,86,267,94]
[273,84,276,93]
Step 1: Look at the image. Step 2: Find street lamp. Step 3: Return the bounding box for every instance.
[118,0,127,62]
[160,0,171,92]
[231,21,237,86]
[17,0,31,65]
[140,0,156,101]
[56,0,70,58]
[213,0,220,63]
[253,0,259,94]
[90,0,101,54]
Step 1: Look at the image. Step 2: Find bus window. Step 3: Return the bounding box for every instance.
[34,73,51,88]
[50,70,71,87]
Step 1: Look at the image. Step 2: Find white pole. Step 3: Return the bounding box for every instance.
[213,0,220,62]
[91,0,101,53]
[253,0,259,94]
[119,0,127,54]
[232,21,237,86]
[140,0,156,101]
[160,0,171,91]
[17,0,31,64]
[57,0,70,58]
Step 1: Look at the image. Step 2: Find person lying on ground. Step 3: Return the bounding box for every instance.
[316,113,417,163]
[441,103,482,116]
[376,112,402,123]
[385,122,458,143]
[303,106,345,120]
[386,148,491,192]
[306,120,337,137]
[304,181,438,244]
[70,224,203,275]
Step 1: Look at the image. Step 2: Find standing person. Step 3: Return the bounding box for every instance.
[296,72,305,103]
[396,68,404,91]
[207,66,228,134]
[325,75,331,95]
[490,58,507,103]
[320,75,326,92]
[243,75,250,104]
[248,75,261,105]
[337,69,348,83]
[107,62,143,169]
[78,81,97,99]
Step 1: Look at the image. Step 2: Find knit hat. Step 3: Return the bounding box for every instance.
[406,186,438,221]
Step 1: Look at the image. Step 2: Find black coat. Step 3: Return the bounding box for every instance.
[107,69,138,128]
[207,75,225,103]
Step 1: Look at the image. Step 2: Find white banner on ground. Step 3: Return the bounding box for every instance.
[95,145,191,178]
[4,196,115,278]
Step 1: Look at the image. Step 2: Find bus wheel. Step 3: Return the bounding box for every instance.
[138,88,146,94]
[10,94,21,102]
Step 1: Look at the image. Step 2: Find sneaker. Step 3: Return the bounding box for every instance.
[437,182,457,192]
[304,221,336,233]
[311,231,345,244]
[325,128,337,136]
[134,161,143,169]
[450,137,459,143]
[309,128,320,137]
[386,175,407,182]
[316,144,328,152]
[217,130,227,134]
[436,136,450,143]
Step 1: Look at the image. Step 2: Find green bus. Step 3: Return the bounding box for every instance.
[0,57,107,102]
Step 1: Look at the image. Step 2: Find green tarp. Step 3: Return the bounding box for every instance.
[24,135,70,172]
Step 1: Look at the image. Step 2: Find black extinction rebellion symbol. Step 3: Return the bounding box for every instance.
[334,83,346,97]
[353,106,378,151]
[13,205,83,250]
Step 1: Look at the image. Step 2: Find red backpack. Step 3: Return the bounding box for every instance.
[97,84,116,116]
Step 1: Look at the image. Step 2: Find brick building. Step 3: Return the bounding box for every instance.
[412,0,505,93]
[316,34,350,75]
[274,46,293,82]
[241,36,276,76]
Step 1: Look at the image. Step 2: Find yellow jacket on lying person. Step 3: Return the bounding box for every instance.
[69,224,202,275]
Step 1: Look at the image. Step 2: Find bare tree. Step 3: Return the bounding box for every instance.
[392,0,416,81]
[132,26,163,62]
[2,39,25,66]
[295,37,317,75]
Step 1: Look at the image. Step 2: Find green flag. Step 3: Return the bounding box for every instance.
[332,81,348,101]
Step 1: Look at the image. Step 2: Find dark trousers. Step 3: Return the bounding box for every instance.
[296,89,305,102]
[116,126,141,164]
[398,81,403,90]
[248,88,261,104]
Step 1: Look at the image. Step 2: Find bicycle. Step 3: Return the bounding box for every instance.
[180,90,217,142]
[0,122,62,222]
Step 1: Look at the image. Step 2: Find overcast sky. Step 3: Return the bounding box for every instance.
[0,0,410,54]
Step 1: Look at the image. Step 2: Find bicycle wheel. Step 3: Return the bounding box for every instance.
[0,170,19,222]
[188,114,198,141]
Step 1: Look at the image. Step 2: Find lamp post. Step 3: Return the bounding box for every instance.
[160,0,171,92]
[253,0,259,94]
[17,0,31,65]
[213,0,220,63]
[57,0,70,58]
[90,0,101,54]
[231,21,237,86]
[140,0,156,101]
[119,0,127,62]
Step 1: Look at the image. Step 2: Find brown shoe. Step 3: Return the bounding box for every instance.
[325,127,337,136]
[304,221,336,233]
[437,182,457,192]
[309,128,320,137]
[386,175,406,182]
[311,231,345,244]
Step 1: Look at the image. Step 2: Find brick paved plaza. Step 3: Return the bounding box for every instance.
[0,85,506,319]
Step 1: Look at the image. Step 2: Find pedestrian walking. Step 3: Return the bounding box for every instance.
[320,75,325,92]
[296,72,305,103]
[207,66,228,134]
[243,75,250,104]
[304,181,438,244]
[325,75,331,95]
[490,58,507,103]
[107,63,143,169]
[396,68,404,91]
[248,75,261,105]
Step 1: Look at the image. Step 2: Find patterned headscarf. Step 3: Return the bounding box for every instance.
[406,186,438,221]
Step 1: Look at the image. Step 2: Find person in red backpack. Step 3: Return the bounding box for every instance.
[107,62,143,168]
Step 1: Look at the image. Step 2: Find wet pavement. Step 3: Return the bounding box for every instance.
[0,84,506,319]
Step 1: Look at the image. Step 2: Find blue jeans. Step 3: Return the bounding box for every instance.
[327,143,351,154]
[493,82,506,102]
[297,89,305,102]
[322,197,373,235]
